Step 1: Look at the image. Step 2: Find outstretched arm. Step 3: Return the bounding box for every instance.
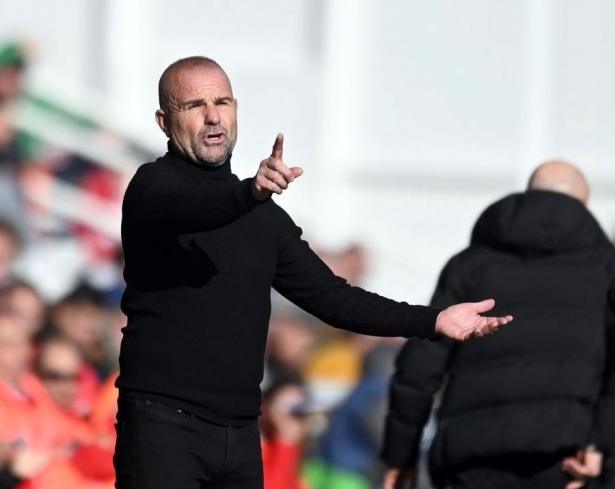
[272,226,511,341]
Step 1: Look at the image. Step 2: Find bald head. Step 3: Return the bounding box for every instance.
[158,56,229,112]
[527,160,589,205]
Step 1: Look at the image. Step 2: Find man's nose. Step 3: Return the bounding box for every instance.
[204,103,221,125]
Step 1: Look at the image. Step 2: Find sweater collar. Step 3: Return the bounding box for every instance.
[165,141,232,180]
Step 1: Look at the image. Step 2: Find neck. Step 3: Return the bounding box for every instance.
[166,141,233,180]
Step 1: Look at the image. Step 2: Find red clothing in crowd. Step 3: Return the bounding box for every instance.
[262,438,306,489]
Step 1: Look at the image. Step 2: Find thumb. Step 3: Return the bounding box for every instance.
[271,133,284,159]
[290,167,303,178]
[472,299,496,314]
[563,457,588,476]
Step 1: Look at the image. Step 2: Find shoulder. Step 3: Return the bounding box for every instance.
[441,245,495,276]
[124,159,183,197]
[254,199,302,246]
[129,158,182,183]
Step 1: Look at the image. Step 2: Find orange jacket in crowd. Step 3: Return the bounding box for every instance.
[0,374,114,489]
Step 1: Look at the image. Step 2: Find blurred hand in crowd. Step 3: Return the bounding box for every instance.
[9,446,53,479]
[383,467,416,489]
[562,449,603,489]
[0,442,52,480]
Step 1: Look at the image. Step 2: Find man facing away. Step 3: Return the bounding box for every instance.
[383,162,615,489]
[115,55,512,489]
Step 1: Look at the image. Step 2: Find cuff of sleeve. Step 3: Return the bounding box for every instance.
[240,178,271,206]
[408,306,442,341]
[381,416,421,468]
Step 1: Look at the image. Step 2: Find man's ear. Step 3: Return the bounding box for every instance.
[155,109,170,136]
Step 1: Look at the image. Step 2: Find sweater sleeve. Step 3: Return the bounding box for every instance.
[381,255,464,469]
[123,163,265,233]
[271,212,441,340]
[588,277,615,459]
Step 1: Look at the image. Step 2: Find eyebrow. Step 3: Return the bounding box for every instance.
[181,96,235,108]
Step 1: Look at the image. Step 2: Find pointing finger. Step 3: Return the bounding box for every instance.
[271,133,284,159]
[270,159,296,183]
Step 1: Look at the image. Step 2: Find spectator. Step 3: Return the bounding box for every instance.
[49,281,112,379]
[0,313,112,489]
[4,281,46,337]
[34,337,83,417]
[383,161,615,489]
[307,340,400,489]
[0,43,30,235]
[0,220,21,290]
[265,311,319,382]
[261,371,309,489]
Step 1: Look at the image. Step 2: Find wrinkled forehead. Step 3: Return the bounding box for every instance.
[170,66,234,103]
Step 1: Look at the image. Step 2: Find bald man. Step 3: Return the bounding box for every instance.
[383,163,615,489]
[116,56,512,489]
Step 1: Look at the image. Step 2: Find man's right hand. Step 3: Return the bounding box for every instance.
[384,467,416,489]
[252,134,303,200]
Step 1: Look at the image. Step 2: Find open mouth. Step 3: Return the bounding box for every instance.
[203,132,226,145]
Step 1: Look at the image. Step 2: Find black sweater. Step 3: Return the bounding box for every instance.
[117,145,440,426]
[382,191,615,485]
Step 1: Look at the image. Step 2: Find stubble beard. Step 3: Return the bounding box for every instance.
[192,129,236,167]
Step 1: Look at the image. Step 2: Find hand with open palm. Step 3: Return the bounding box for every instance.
[436,299,513,341]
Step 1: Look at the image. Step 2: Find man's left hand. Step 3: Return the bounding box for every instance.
[562,449,603,489]
[435,299,513,341]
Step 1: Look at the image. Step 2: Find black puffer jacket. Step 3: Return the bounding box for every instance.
[382,191,615,486]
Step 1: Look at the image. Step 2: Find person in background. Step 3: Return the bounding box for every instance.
[0,313,113,489]
[383,162,615,489]
[47,282,110,417]
[260,371,309,489]
[265,309,319,384]
[49,283,108,377]
[0,219,21,291]
[34,336,83,418]
[0,43,30,234]
[307,339,401,489]
[3,281,46,338]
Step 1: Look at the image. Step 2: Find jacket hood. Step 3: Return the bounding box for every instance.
[471,190,611,256]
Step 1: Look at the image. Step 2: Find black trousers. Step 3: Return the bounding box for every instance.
[448,453,573,489]
[114,398,263,489]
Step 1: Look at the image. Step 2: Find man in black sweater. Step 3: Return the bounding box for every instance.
[114,56,512,489]
[383,162,615,489]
